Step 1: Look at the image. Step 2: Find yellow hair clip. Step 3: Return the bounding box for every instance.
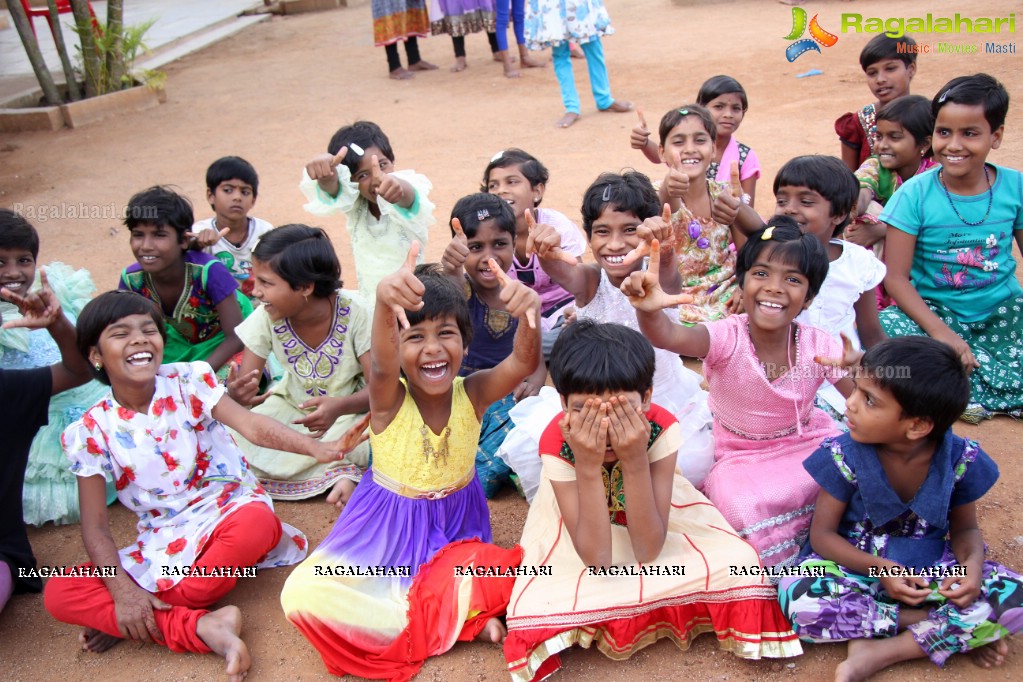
[761,226,776,240]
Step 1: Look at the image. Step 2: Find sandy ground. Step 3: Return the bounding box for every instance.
[2,0,1022,680]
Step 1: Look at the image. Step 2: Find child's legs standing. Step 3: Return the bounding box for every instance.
[385,43,403,71]
[495,0,511,52]
[779,564,899,642]
[579,38,613,110]
[551,42,580,114]
[511,0,526,45]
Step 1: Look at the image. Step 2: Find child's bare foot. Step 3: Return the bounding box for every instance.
[835,635,925,682]
[450,56,468,72]
[600,100,634,113]
[971,638,1009,668]
[475,617,506,644]
[326,478,356,511]
[569,43,584,59]
[493,52,515,64]
[519,49,546,68]
[389,68,414,80]
[555,112,580,128]
[197,606,250,682]
[408,60,438,71]
[79,627,121,653]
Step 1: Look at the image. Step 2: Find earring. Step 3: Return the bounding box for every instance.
[94,362,102,370]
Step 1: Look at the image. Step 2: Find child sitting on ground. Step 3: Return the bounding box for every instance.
[301,120,434,305]
[0,273,92,612]
[0,209,113,525]
[46,291,363,681]
[190,156,274,301]
[779,336,1022,679]
[504,320,802,681]
[879,73,1023,422]
[836,34,918,171]
[118,186,250,372]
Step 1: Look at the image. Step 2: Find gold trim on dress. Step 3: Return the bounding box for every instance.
[372,466,474,500]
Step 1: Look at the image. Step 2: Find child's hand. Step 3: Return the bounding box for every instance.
[620,240,694,312]
[293,397,343,439]
[814,333,864,371]
[606,395,650,465]
[315,413,371,462]
[441,218,470,274]
[489,257,539,330]
[932,330,980,374]
[306,147,347,182]
[938,569,982,608]
[525,209,576,264]
[112,585,171,643]
[377,242,425,329]
[630,108,651,150]
[0,268,62,330]
[183,226,230,250]
[711,162,743,226]
[226,362,267,407]
[664,150,690,200]
[624,203,673,265]
[878,572,931,606]
[559,398,609,469]
[371,154,405,204]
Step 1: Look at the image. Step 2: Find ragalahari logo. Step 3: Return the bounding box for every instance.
[784,7,838,61]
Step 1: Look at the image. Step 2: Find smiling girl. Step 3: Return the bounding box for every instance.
[46,291,358,681]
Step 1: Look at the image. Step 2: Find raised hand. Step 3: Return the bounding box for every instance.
[441,218,470,274]
[371,154,405,204]
[624,203,673,265]
[619,239,694,312]
[711,161,744,226]
[489,257,539,330]
[226,362,266,407]
[306,147,348,182]
[377,241,425,329]
[630,108,651,150]
[316,412,371,462]
[183,226,231,249]
[663,150,690,200]
[814,333,864,372]
[559,398,609,470]
[524,209,576,264]
[0,267,61,330]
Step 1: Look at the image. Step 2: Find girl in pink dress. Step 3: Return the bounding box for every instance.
[622,217,855,568]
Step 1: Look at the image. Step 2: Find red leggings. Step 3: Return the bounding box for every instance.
[44,502,282,653]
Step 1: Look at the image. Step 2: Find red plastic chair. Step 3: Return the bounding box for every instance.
[19,0,98,41]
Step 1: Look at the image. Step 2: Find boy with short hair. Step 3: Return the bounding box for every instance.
[836,34,919,171]
[191,156,274,299]
[779,336,1023,677]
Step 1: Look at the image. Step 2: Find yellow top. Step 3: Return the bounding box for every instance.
[369,377,481,491]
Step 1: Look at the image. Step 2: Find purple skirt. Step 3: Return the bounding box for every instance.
[316,469,492,586]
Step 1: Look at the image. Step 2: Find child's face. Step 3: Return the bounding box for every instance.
[486,165,542,220]
[865,58,915,105]
[129,222,186,274]
[250,258,309,321]
[89,313,165,388]
[845,376,920,444]
[351,146,394,204]
[399,314,465,396]
[0,247,37,297]
[463,220,514,292]
[659,116,714,179]
[774,185,844,245]
[561,389,652,463]
[207,178,255,224]
[589,208,644,283]
[740,248,813,331]
[875,120,928,172]
[932,103,1003,186]
[705,93,745,137]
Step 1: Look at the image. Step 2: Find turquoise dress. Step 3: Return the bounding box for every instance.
[0,263,115,525]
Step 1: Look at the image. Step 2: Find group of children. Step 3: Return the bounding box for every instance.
[1,29,1022,682]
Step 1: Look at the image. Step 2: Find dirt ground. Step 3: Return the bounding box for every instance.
[2,0,1022,680]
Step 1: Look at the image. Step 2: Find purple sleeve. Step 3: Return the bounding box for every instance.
[204,259,240,306]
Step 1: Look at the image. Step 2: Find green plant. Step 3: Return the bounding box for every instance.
[73,17,163,96]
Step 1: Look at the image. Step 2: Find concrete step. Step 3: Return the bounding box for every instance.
[138,13,269,71]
